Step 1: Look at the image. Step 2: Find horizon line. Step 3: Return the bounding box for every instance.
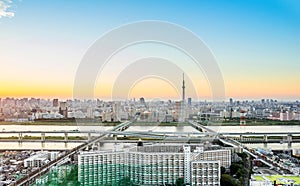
[0,96,299,102]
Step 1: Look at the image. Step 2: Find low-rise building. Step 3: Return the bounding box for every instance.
[24,152,49,168]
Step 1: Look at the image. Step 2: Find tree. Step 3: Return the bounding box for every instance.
[118,177,134,186]
[220,174,238,186]
[176,177,184,186]
[221,166,226,174]
[230,163,243,175]
[237,152,248,161]
[236,168,247,179]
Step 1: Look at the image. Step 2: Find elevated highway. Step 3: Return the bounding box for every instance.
[0,130,298,146]
[15,120,133,186]
[13,119,296,185]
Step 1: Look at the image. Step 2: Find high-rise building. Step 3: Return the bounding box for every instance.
[140,97,145,104]
[229,98,233,105]
[52,99,59,107]
[175,101,185,122]
[188,97,192,106]
[240,110,246,126]
[59,102,68,118]
[78,144,230,185]
[280,111,294,121]
[191,161,220,185]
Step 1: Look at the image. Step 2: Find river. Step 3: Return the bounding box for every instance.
[0,125,299,150]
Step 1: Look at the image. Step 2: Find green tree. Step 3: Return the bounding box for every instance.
[117,177,135,186]
[221,166,226,174]
[230,163,243,175]
[175,177,184,186]
[236,168,247,178]
[237,152,248,161]
[220,174,239,186]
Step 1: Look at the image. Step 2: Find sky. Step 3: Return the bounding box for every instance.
[0,0,300,101]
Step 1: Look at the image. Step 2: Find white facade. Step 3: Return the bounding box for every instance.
[202,150,231,168]
[280,111,294,121]
[49,151,60,161]
[78,151,126,185]
[191,161,220,186]
[78,144,231,185]
[24,152,49,168]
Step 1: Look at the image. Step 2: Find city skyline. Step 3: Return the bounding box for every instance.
[1,0,300,100]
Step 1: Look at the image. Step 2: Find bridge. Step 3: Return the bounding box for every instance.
[189,121,295,174]
[0,130,298,147]
[188,120,216,133]
[1,130,299,135]
[13,120,295,185]
[15,120,134,186]
[0,131,298,142]
[218,137,290,172]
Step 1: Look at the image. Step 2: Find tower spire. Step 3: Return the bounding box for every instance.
[182,73,185,102]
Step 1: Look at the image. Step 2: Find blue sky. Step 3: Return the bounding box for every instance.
[0,0,300,100]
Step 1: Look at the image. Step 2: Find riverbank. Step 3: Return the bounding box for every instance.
[0,119,299,126]
[0,121,119,126]
[0,121,190,126]
[0,136,85,140]
[204,120,300,126]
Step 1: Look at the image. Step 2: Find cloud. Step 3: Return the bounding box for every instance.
[0,0,14,18]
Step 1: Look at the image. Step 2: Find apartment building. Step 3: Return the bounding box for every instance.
[78,144,230,185]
